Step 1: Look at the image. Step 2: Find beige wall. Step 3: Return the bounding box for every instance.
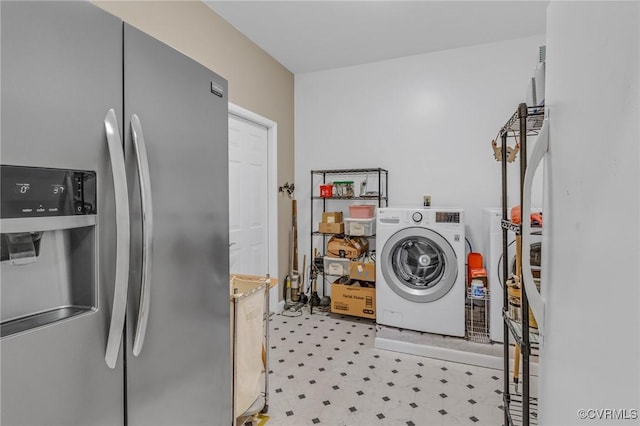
[94,1,294,297]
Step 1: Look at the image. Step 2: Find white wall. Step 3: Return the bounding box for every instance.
[295,34,545,295]
[540,2,639,424]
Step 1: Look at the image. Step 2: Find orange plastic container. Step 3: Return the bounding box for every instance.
[467,252,487,286]
[468,252,483,270]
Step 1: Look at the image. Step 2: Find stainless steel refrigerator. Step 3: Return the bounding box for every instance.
[0,2,231,425]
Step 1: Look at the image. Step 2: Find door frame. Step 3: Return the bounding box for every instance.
[228,103,279,313]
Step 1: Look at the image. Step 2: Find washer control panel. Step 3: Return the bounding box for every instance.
[378,208,464,228]
[436,211,461,224]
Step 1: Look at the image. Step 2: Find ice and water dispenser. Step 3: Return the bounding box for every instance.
[1,165,97,337]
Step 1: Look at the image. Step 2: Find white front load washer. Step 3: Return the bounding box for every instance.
[482,208,543,342]
[376,207,466,337]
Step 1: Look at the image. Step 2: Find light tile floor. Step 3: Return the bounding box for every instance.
[264,311,508,426]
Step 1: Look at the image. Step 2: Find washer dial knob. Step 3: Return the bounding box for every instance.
[412,212,423,223]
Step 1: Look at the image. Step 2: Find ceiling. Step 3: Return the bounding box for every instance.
[205,1,548,74]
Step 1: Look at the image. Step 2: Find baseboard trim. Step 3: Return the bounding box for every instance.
[374,336,538,375]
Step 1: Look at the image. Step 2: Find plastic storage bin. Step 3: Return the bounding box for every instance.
[344,217,376,236]
[323,256,350,276]
[348,204,376,218]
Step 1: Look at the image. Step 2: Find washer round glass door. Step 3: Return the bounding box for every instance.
[380,227,458,303]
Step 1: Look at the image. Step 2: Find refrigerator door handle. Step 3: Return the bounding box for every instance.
[522,116,549,336]
[104,109,131,369]
[130,114,153,356]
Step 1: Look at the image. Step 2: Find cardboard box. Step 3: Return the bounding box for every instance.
[318,222,344,234]
[349,261,376,282]
[326,236,368,258]
[330,282,376,319]
[322,211,344,223]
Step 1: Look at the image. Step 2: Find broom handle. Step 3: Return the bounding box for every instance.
[515,235,522,278]
[301,255,307,293]
[514,234,522,389]
[514,344,521,389]
[292,199,298,272]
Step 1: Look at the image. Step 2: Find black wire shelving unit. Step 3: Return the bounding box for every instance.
[498,104,544,426]
[309,168,388,313]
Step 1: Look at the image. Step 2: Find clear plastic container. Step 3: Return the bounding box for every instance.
[333,181,354,197]
[344,217,376,236]
[323,256,350,276]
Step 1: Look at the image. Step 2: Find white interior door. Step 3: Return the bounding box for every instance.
[229,114,269,276]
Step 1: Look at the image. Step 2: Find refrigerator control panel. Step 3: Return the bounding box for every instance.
[1,165,96,218]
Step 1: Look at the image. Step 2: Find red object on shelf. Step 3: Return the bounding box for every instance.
[467,252,487,287]
[510,205,544,227]
[320,184,333,198]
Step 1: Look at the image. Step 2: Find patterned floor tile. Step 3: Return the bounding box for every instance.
[263,312,506,426]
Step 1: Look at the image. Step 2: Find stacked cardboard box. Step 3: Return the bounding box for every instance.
[349,261,375,282]
[318,211,344,234]
[331,281,376,319]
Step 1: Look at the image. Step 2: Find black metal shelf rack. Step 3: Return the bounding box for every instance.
[498,104,544,426]
[504,392,539,426]
[310,168,388,304]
